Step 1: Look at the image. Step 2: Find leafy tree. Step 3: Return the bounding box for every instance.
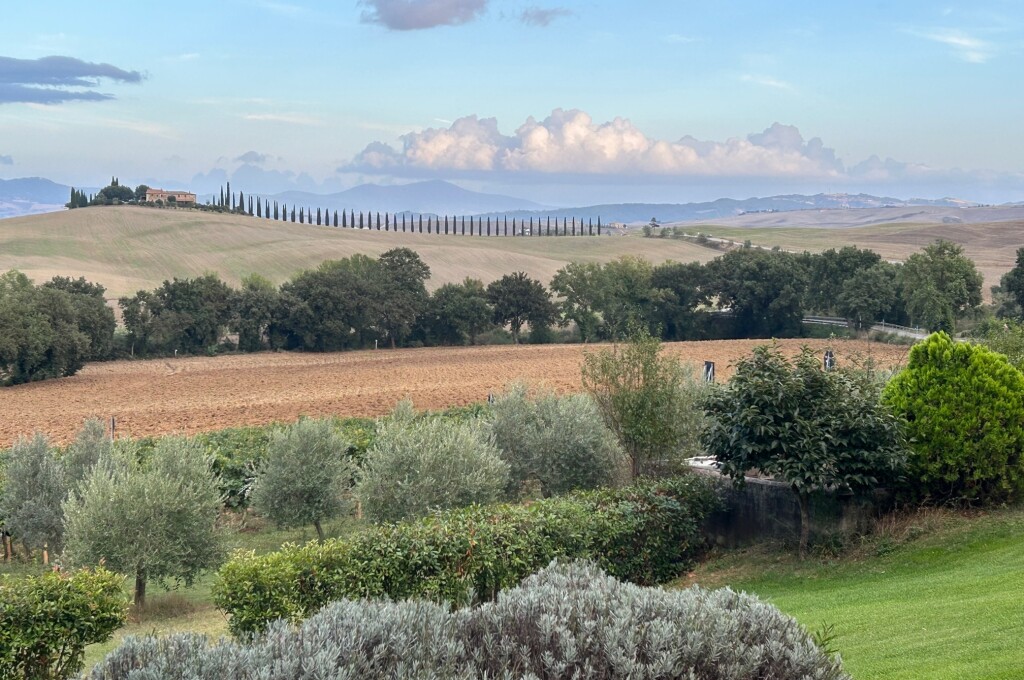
[581,327,705,480]
[63,437,223,607]
[883,332,1024,504]
[598,256,660,339]
[43,276,116,360]
[0,434,66,555]
[275,257,379,351]
[899,240,982,332]
[998,247,1024,317]
[376,248,431,348]
[489,384,627,497]
[118,290,156,356]
[134,184,150,203]
[550,261,604,342]
[0,270,89,384]
[356,402,509,522]
[232,274,279,352]
[651,260,708,340]
[486,272,557,344]
[704,249,808,338]
[423,278,493,345]
[837,262,898,329]
[250,419,356,543]
[803,246,882,315]
[703,345,906,558]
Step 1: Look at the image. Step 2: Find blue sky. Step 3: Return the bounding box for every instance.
[1,0,1022,204]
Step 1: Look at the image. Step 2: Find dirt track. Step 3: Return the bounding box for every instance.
[0,339,911,446]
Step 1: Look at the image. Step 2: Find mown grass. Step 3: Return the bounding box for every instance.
[678,506,1024,680]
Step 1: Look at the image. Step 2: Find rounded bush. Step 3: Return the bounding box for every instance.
[356,401,509,522]
[883,332,1024,503]
[489,384,627,497]
[94,561,848,680]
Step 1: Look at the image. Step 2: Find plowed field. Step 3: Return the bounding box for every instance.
[0,339,910,446]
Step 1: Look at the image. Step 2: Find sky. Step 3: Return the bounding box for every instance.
[1,0,1023,205]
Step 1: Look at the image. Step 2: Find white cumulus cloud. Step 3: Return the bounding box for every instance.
[347,109,847,179]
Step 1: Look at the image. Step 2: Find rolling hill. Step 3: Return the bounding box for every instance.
[0,206,718,297]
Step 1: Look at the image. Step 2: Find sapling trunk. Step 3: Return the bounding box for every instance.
[314,519,325,543]
[135,569,147,608]
[796,489,811,560]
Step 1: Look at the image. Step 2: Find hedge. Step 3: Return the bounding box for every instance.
[213,475,719,637]
[0,567,128,680]
[92,561,848,680]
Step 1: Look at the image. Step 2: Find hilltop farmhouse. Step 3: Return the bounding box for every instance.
[145,188,197,206]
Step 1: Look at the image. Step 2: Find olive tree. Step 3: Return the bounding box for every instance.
[63,437,222,607]
[356,402,509,522]
[703,345,906,558]
[489,384,627,497]
[249,418,357,543]
[581,327,705,479]
[0,433,66,556]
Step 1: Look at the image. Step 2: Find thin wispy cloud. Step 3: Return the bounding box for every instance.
[664,34,696,44]
[909,28,993,63]
[0,155,13,165]
[520,7,572,27]
[741,74,795,91]
[256,1,307,17]
[243,112,323,126]
[0,55,143,105]
[166,52,200,62]
[359,0,488,30]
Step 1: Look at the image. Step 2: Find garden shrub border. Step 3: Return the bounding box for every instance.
[214,475,719,637]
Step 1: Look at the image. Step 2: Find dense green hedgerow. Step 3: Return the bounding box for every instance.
[884,332,1024,503]
[92,561,848,680]
[213,475,719,637]
[0,567,128,680]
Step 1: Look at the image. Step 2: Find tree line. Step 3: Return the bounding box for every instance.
[0,239,1005,384]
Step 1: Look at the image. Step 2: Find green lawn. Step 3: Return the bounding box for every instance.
[680,507,1024,679]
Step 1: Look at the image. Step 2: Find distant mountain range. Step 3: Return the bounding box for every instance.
[0,176,999,224]
[272,180,548,216]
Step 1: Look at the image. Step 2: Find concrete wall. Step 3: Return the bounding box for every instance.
[695,469,890,548]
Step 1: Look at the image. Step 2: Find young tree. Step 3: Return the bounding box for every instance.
[704,248,808,338]
[0,434,66,555]
[550,261,605,342]
[486,272,557,344]
[836,262,899,329]
[581,327,705,480]
[250,419,355,542]
[63,418,111,492]
[63,437,223,607]
[423,278,493,345]
[703,345,906,558]
[356,402,509,522]
[489,384,627,497]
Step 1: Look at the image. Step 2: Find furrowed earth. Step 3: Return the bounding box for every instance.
[0,339,909,446]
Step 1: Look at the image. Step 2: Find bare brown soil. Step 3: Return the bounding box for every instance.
[0,339,911,446]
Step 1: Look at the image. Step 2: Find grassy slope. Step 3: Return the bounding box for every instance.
[0,207,719,297]
[686,219,1024,295]
[681,508,1024,680]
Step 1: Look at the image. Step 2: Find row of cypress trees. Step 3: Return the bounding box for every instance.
[209,185,604,237]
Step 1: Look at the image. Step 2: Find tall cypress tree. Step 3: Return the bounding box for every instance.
[461,216,466,236]
[504,215,508,237]
[342,210,347,228]
[487,216,491,236]
[333,210,338,227]
[385,213,390,231]
[597,216,601,236]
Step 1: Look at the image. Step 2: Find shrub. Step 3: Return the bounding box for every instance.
[63,437,223,607]
[703,345,906,558]
[214,476,718,637]
[0,433,66,555]
[356,401,509,522]
[489,384,627,497]
[95,561,847,680]
[581,327,705,478]
[883,332,1024,503]
[250,418,357,542]
[0,567,128,680]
